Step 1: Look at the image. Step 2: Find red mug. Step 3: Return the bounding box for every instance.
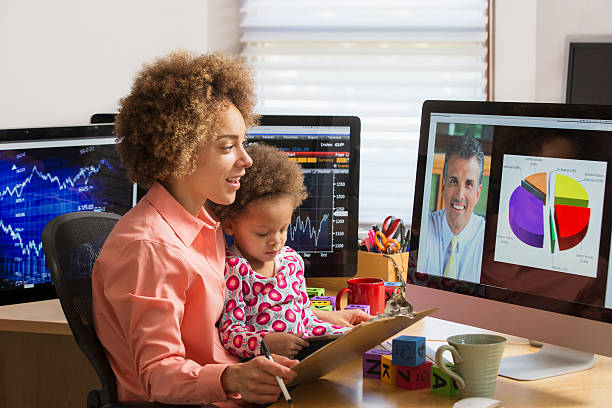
[336,277,385,316]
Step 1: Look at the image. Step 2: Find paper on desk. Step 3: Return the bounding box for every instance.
[289,308,437,385]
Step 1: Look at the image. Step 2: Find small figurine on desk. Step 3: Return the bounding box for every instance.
[371,254,415,320]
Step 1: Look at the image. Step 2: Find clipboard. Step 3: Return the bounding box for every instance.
[289,308,437,385]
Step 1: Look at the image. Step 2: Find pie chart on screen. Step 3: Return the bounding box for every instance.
[508,172,590,252]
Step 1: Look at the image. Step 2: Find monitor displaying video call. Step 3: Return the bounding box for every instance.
[411,101,612,322]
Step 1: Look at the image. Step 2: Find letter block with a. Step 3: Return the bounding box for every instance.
[311,295,336,310]
[362,348,392,379]
[392,335,426,367]
[380,354,397,385]
[396,361,432,390]
[430,364,460,396]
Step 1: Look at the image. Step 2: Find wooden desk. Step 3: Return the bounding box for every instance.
[3,301,611,408]
[0,299,99,408]
[271,317,612,408]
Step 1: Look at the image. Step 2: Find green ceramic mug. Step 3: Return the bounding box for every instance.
[435,334,506,398]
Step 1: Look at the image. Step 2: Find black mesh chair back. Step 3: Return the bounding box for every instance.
[42,211,204,408]
[42,211,121,407]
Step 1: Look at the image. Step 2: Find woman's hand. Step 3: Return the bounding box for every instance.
[312,308,371,327]
[220,355,298,404]
[262,332,309,358]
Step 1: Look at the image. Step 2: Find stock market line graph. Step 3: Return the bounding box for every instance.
[0,144,132,289]
[287,213,330,252]
[285,170,335,252]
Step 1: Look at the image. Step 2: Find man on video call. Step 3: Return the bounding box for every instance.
[421,135,485,283]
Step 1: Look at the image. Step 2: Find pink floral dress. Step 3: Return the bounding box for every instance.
[218,245,348,359]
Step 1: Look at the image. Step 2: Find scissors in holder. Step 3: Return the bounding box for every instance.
[374,230,401,254]
[382,216,402,239]
[382,216,408,251]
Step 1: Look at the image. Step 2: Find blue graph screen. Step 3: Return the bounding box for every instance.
[0,138,133,293]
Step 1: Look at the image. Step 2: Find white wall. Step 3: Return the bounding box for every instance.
[5,0,610,128]
[0,0,239,129]
[494,0,612,103]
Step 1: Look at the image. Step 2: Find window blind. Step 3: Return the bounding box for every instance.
[240,0,489,230]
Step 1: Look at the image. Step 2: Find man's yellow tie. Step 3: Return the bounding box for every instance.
[443,236,458,278]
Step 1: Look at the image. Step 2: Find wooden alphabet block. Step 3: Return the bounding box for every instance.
[384,281,402,302]
[306,287,325,298]
[392,335,426,367]
[380,354,397,385]
[362,348,393,379]
[396,361,432,390]
[310,303,332,311]
[311,295,336,310]
[430,364,460,396]
[345,304,370,314]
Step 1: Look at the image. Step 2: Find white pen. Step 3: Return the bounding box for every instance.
[261,340,293,406]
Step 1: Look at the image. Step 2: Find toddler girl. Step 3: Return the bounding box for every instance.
[212,144,356,359]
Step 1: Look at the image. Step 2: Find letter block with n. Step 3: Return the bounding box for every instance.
[363,348,392,379]
[396,360,433,390]
[430,364,460,396]
[380,354,397,385]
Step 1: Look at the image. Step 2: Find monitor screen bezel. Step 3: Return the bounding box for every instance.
[253,114,361,278]
[566,42,612,105]
[0,124,120,305]
[409,100,612,324]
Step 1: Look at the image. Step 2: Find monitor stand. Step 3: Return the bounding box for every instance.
[498,343,595,380]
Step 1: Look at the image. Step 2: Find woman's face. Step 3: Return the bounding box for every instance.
[176,102,253,213]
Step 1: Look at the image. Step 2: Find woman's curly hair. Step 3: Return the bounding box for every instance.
[210,143,308,221]
[115,50,258,187]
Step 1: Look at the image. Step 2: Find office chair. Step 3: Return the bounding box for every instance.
[42,211,201,408]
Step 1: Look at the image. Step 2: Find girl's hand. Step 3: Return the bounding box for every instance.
[312,308,371,327]
[220,355,298,404]
[262,332,309,358]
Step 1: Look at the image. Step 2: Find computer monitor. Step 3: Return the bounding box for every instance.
[409,100,612,380]
[0,124,135,305]
[566,42,612,105]
[246,115,360,278]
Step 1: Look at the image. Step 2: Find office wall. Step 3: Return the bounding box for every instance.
[494,0,612,103]
[0,0,240,129]
[5,1,610,128]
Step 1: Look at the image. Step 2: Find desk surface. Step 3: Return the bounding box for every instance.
[271,317,612,408]
[3,300,611,407]
[0,299,71,335]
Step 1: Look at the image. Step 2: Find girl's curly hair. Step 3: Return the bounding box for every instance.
[210,143,308,221]
[115,50,258,187]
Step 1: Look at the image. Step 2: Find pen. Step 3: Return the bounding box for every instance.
[261,340,293,406]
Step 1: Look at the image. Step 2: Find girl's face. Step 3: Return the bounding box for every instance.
[225,195,294,270]
[169,102,253,215]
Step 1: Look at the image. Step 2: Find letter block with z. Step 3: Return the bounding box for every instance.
[396,361,433,390]
[380,354,397,385]
[430,364,460,396]
[362,348,392,379]
[392,335,426,367]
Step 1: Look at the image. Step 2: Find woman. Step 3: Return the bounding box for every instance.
[91,51,297,406]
